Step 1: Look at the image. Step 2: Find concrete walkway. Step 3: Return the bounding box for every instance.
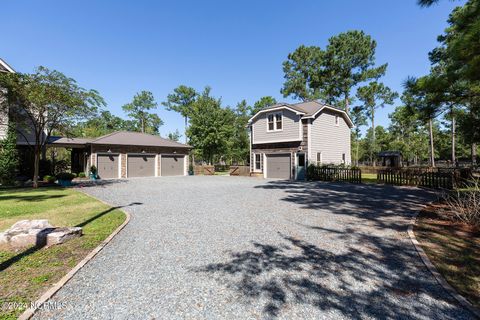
[34,176,476,319]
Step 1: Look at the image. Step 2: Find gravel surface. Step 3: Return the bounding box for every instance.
[34,176,476,319]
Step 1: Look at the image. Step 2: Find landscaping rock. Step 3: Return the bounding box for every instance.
[46,227,83,246]
[0,220,82,248]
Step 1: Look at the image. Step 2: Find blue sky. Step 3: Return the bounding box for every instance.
[1,0,464,137]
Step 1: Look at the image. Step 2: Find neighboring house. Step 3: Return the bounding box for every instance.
[248,101,353,180]
[0,58,15,141]
[0,58,191,179]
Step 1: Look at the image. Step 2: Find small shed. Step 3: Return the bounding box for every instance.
[378,151,402,167]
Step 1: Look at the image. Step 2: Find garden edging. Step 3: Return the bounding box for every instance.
[408,205,480,319]
[18,193,131,320]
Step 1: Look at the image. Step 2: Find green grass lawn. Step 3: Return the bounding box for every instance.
[362,173,378,184]
[0,187,126,319]
[415,207,479,310]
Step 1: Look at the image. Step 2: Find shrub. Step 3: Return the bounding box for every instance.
[441,181,480,228]
[43,175,56,183]
[0,125,19,185]
[56,172,75,181]
[78,172,86,178]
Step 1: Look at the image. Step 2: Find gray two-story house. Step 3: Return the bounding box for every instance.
[248,101,353,180]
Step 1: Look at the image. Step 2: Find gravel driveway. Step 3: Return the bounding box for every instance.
[34,176,475,319]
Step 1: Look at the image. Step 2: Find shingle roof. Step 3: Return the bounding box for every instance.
[49,136,94,145]
[291,101,324,116]
[91,131,191,148]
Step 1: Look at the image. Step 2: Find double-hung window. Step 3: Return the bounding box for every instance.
[267,114,275,131]
[267,112,282,131]
[275,113,282,130]
[316,152,322,164]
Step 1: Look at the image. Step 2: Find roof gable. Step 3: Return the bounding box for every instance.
[248,104,305,123]
[0,58,15,73]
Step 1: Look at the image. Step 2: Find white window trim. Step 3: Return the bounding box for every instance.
[307,120,311,160]
[316,152,322,164]
[253,153,262,172]
[266,111,283,132]
[263,154,267,178]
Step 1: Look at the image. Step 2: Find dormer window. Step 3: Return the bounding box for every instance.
[267,112,282,131]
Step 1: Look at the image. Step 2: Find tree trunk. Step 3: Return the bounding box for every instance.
[472,143,477,166]
[356,135,360,166]
[372,112,376,167]
[428,118,435,167]
[141,118,145,133]
[184,116,188,144]
[344,94,350,114]
[33,145,40,188]
[451,110,456,166]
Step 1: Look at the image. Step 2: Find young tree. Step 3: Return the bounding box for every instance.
[228,100,250,164]
[324,30,387,113]
[167,129,182,142]
[0,66,103,187]
[350,106,367,166]
[249,96,277,116]
[356,82,398,166]
[162,85,198,143]
[122,91,162,134]
[187,87,233,164]
[0,124,19,185]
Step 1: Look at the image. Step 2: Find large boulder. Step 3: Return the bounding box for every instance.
[0,220,82,249]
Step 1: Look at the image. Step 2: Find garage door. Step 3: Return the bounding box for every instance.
[128,155,155,177]
[266,154,291,179]
[97,154,119,179]
[161,155,184,176]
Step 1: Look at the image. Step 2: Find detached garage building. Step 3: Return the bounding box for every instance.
[50,131,191,179]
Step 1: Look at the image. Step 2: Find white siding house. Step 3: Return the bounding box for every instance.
[309,110,351,165]
[248,101,353,180]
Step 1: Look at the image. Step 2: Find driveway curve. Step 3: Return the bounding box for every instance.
[34,176,475,319]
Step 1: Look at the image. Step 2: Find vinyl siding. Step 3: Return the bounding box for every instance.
[252,109,301,144]
[309,110,351,165]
